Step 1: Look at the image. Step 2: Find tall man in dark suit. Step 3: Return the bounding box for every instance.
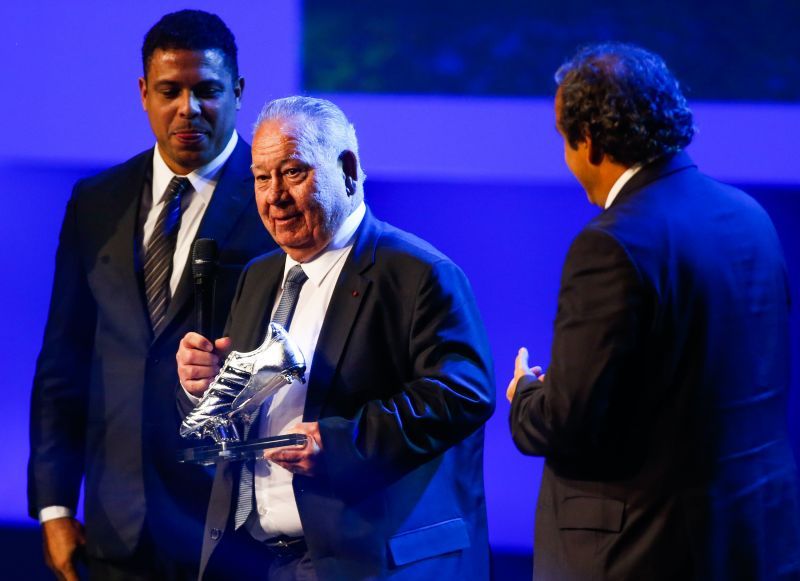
[507,43,800,580]
[28,10,276,580]
[177,96,495,580]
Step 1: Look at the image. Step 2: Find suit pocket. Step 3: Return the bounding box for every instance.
[388,518,470,567]
[557,495,625,532]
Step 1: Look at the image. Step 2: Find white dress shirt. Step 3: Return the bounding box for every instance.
[144,131,239,294]
[248,202,366,540]
[39,132,239,524]
[605,163,642,209]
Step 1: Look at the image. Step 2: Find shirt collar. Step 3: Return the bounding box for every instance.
[282,202,366,288]
[605,163,643,209]
[151,131,239,205]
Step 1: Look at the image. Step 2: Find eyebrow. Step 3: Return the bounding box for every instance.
[151,79,225,89]
[250,155,309,171]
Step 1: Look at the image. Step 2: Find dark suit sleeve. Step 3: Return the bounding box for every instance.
[320,259,495,487]
[27,191,95,517]
[510,227,650,466]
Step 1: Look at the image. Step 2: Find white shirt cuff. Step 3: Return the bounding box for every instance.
[39,506,74,523]
[182,384,202,406]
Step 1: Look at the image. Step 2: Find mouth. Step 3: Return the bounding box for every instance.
[272,213,302,227]
[172,129,209,145]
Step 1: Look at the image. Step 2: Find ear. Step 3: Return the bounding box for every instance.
[586,136,604,166]
[338,150,358,196]
[138,77,148,111]
[234,76,245,110]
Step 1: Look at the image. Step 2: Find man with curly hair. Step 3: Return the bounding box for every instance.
[507,43,800,580]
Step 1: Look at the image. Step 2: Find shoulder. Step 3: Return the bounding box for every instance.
[560,211,649,293]
[72,149,152,201]
[594,165,776,253]
[581,164,694,266]
[371,218,455,269]
[567,225,637,271]
[366,219,472,296]
[692,173,777,228]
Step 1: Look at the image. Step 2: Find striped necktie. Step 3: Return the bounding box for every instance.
[234,264,308,530]
[143,176,191,333]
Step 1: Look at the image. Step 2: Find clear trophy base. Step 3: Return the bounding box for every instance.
[177,433,307,466]
[177,323,307,465]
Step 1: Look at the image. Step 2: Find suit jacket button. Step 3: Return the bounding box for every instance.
[210,528,222,540]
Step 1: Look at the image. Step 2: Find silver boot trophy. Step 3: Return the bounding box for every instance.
[177,322,308,465]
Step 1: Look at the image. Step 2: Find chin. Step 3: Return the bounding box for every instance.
[276,236,310,252]
[177,150,211,163]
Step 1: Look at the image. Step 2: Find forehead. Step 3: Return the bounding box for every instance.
[252,121,307,166]
[145,48,232,84]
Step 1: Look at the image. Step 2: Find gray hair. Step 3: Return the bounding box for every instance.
[253,96,366,195]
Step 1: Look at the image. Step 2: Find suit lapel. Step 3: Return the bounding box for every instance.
[102,151,153,343]
[194,138,256,246]
[303,211,379,421]
[242,254,284,351]
[158,138,256,340]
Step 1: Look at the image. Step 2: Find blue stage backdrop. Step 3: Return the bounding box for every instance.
[2,0,798,573]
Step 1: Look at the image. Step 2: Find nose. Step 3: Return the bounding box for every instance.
[267,178,286,206]
[178,90,201,118]
[264,174,287,204]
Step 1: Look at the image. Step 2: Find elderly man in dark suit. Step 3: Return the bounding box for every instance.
[507,43,800,580]
[177,96,495,580]
[27,10,276,580]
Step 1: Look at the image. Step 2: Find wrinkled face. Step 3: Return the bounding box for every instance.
[139,48,242,174]
[251,119,353,261]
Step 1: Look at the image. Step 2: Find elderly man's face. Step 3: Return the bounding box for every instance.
[251,119,352,262]
[139,48,242,175]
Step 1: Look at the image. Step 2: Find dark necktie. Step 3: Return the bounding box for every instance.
[143,176,191,333]
[234,265,309,530]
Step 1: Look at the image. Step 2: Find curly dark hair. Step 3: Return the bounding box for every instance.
[142,10,239,81]
[555,43,695,166]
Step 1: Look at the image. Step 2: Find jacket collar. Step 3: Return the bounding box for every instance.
[613,150,697,207]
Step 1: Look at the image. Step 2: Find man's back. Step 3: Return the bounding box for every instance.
[511,42,800,581]
[541,153,800,579]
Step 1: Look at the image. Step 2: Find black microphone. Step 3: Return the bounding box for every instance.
[192,238,218,339]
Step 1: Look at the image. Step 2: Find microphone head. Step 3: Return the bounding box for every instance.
[192,238,218,280]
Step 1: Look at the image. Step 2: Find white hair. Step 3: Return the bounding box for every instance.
[253,96,366,196]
